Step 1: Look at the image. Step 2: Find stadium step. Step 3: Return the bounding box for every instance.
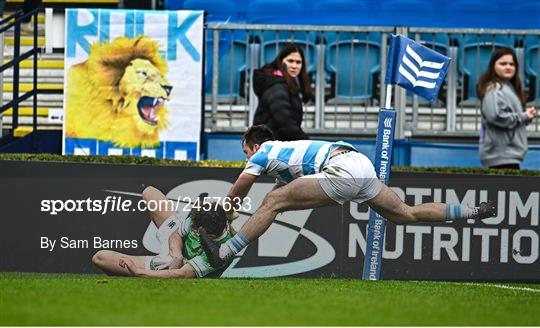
[2,59,64,69]
[1,13,45,24]
[12,126,33,138]
[2,115,63,127]
[3,83,63,92]
[3,77,64,84]
[3,93,64,105]
[4,36,46,47]
[3,75,64,83]
[3,107,49,117]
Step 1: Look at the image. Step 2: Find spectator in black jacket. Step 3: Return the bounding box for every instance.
[252,43,312,140]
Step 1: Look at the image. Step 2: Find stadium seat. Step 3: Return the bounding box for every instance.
[413,33,451,56]
[259,31,318,73]
[182,0,244,101]
[459,34,514,103]
[204,30,249,102]
[407,32,452,104]
[525,35,540,101]
[325,35,381,103]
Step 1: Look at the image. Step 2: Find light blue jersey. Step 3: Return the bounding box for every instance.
[243,140,356,184]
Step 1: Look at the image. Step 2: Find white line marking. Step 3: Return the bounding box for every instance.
[411,280,540,293]
[459,282,540,293]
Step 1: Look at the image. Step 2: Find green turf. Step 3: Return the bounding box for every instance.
[1,272,539,326]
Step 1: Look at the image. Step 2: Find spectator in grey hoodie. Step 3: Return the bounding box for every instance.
[476,47,536,169]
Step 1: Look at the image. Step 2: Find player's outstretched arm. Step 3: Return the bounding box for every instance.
[227,172,258,200]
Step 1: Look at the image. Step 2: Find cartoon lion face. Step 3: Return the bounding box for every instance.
[118,58,172,133]
[66,36,173,148]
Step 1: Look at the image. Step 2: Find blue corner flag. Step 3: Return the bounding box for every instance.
[384,34,451,102]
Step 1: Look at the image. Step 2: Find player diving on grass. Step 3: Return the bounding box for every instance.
[199,124,497,268]
[92,187,234,278]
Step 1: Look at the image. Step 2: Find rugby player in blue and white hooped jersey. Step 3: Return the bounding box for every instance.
[199,125,497,268]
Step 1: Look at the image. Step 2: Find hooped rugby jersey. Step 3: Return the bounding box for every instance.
[243,140,356,183]
[174,214,233,277]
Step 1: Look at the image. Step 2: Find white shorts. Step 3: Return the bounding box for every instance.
[144,215,180,270]
[311,151,382,205]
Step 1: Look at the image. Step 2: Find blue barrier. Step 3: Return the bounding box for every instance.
[204,133,540,170]
[7,131,538,170]
[166,0,540,29]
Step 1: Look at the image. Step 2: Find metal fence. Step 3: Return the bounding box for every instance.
[204,23,540,138]
[0,9,40,137]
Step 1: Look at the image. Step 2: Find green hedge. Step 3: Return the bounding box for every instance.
[0,153,244,168]
[0,153,538,176]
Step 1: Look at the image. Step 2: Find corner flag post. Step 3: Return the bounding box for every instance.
[362,86,396,280]
[362,34,451,280]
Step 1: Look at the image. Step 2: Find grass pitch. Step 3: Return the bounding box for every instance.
[1,272,539,326]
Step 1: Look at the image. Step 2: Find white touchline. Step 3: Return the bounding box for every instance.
[411,280,540,293]
[461,282,540,293]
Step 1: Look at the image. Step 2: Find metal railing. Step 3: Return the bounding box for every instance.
[205,23,540,138]
[0,8,40,138]
[1,16,537,140]
[408,27,540,137]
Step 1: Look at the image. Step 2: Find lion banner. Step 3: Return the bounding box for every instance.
[63,9,203,160]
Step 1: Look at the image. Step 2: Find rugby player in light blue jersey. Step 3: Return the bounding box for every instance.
[199,125,496,268]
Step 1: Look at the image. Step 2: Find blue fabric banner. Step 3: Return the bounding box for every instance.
[385,34,451,102]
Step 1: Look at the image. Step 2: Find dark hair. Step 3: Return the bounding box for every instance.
[243,124,275,148]
[266,42,313,102]
[190,203,227,236]
[476,47,525,105]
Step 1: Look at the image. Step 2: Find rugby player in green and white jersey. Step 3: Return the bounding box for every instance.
[92,187,234,278]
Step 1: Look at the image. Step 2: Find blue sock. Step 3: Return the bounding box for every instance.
[220,232,250,259]
[446,204,476,220]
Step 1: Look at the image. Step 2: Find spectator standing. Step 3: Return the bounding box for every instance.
[252,43,312,141]
[476,47,536,169]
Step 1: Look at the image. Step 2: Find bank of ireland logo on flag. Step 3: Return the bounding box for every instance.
[385,34,451,102]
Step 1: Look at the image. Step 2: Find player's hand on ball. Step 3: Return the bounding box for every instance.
[156,256,183,270]
[226,210,239,222]
[168,256,183,269]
